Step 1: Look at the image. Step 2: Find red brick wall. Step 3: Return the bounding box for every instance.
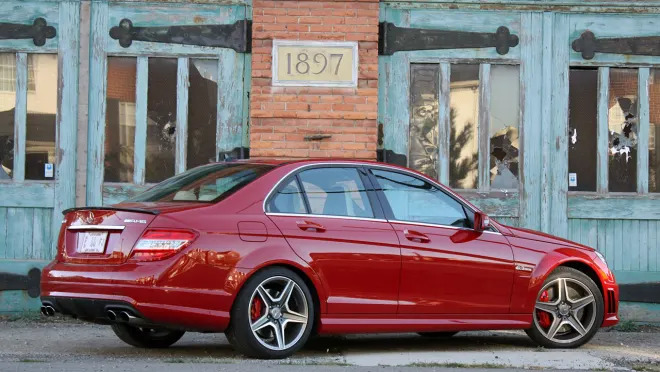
[609,69,660,124]
[250,0,379,159]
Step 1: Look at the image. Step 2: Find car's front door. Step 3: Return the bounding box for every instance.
[266,166,401,314]
[368,168,515,315]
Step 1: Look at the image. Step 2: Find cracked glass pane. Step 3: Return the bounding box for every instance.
[608,68,638,192]
[409,64,439,180]
[489,65,520,190]
[104,57,136,183]
[0,53,16,179]
[651,69,660,193]
[568,68,598,192]
[449,64,479,189]
[146,58,177,183]
[187,59,218,169]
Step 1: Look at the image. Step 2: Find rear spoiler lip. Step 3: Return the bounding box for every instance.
[62,206,161,215]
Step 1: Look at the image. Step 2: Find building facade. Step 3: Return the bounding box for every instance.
[0,0,659,320]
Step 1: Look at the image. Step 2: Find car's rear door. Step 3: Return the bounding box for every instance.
[266,166,401,314]
[367,167,515,315]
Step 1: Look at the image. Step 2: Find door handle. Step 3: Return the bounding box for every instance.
[296,220,326,233]
[404,229,430,243]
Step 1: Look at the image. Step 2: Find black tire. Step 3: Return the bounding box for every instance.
[225,266,315,359]
[111,323,185,348]
[526,266,604,349]
[418,331,458,338]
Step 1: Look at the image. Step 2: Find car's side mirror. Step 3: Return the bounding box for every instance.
[473,212,490,232]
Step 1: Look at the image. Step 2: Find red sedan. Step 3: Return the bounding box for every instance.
[41,159,619,358]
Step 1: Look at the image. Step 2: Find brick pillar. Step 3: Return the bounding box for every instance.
[250,0,379,159]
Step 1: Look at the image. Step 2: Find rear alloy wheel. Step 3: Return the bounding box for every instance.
[226,267,314,358]
[111,323,185,348]
[526,267,603,348]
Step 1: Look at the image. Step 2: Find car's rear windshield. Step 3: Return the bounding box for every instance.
[126,163,275,203]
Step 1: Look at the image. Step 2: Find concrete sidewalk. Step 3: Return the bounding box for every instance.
[0,317,658,371]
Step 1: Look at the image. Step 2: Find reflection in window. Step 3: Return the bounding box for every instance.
[409,64,439,179]
[104,57,137,182]
[187,59,218,169]
[25,54,57,180]
[146,58,177,183]
[298,168,373,218]
[449,64,479,189]
[489,65,520,190]
[608,69,638,192]
[371,169,469,227]
[651,69,660,193]
[0,54,15,179]
[568,68,598,192]
[267,178,307,214]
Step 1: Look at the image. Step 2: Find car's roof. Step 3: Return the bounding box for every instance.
[225,158,391,167]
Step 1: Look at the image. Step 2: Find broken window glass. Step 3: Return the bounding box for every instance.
[449,64,479,189]
[608,68,638,192]
[568,68,598,192]
[187,59,218,170]
[146,58,177,183]
[650,69,660,193]
[489,65,520,190]
[409,64,439,180]
[0,53,15,180]
[25,54,57,180]
[104,57,137,183]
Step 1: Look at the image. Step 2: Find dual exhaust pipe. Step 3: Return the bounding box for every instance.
[40,305,56,317]
[107,309,140,324]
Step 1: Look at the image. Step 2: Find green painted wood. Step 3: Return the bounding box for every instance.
[12,53,27,182]
[5,208,33,259]
[437,62,450,184]
[0,183,55,208]
[519,11,542,231]
[637,68,650,194]
[539,12,554,234]
[0,1,59,52]
[217,49,245,158]
[175,57,189,174]
[478,63,491,192]
[614,219,623,271]
[649,220,657,272]
[621,219,632,271]
[0,208,7,259]
[596,219,606,257]
[32,208,53,260]
[86,1,108,206]
[639,220,649,272]
[568,195,660,220]
[386,52,411,160]
[133,56,148,185]
[630,220,640,271]
[53,0,79,248]
[596,67,609,193]
[241,52,251,151]
[103,184,151,206]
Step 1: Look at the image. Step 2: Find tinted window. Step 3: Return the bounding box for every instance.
[298,168,373,218]
[371,169,469,227]
[267,178,307,214]
[127,163,274,203]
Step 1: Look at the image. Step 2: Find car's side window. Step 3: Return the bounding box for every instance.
[371,169,470,228]
[266,178,308,214]
[297,167,374,218]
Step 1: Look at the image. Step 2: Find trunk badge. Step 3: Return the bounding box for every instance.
[124,219,147,224]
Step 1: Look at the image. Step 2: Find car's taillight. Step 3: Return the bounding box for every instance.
[130,229,197,261]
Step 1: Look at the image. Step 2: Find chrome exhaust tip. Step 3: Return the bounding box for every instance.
[42,305,55,317]
[118,311,136,323]
[40,306,48,316]
[106,310,117,321]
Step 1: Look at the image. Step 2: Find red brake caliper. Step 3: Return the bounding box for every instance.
[537,290,551,328]
[251,296,263,321]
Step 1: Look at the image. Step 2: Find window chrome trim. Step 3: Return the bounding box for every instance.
[262,161,501,234]
[388,219,502,235]
[67,225,125,231]
[265,212,388,223]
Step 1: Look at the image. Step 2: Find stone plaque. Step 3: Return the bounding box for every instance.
[272,40,358,87]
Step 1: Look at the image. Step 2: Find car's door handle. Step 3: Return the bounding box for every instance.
[296,221,326,233]
[404,229,430,243]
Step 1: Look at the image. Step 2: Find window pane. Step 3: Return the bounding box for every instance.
[650,69,660,193]
[104,57,136,182]
[409,64,439,179]
[187,59,218,169]
[146,58,177,183]
[608,68,638,192]
[490,65,520,190]
[449,64,479,189]
[25,54,57,180]
[267,178,307,214]
[568,68,598,192]
[371,169,469,227]
[0,53,15,179]
[298,168,373,218]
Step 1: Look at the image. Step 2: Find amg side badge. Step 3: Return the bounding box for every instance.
[515,264,533,272]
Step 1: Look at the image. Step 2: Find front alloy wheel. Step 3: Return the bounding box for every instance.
[526,267,603,348]
[226,267,314,358]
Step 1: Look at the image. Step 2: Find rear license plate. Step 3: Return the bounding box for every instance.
[77,232,108,254]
